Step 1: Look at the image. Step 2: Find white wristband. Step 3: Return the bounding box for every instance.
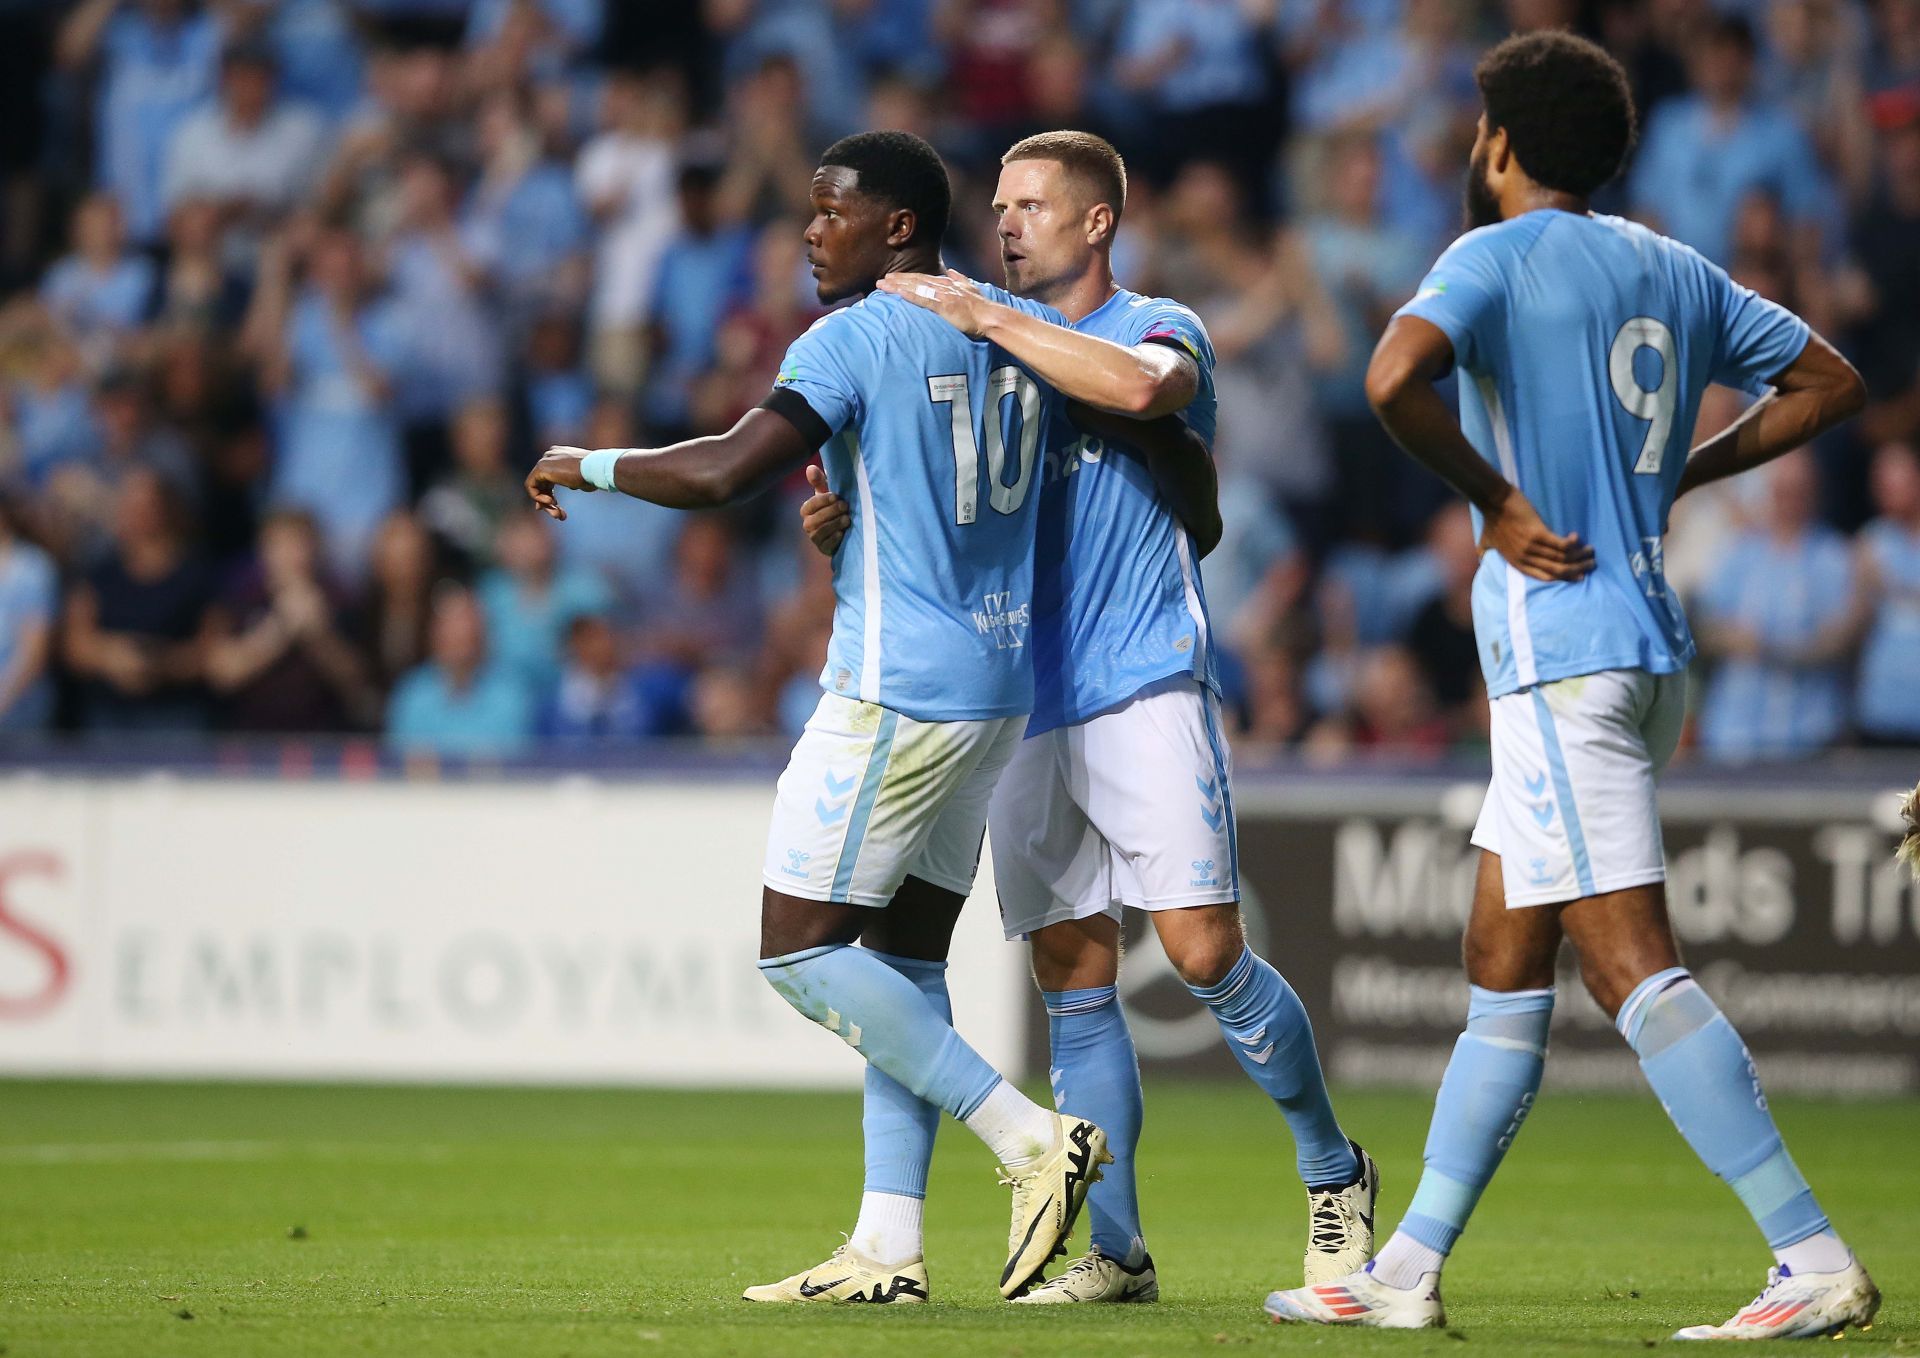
[581,448,623,491]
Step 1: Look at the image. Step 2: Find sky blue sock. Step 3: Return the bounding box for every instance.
[1619,968,1831,1251]
[1046,986,1145,1263]
[1401,985,1554,1255]
[759,944,1001,1119]
[1190,947,1356,1186]
[862,951,947,1200]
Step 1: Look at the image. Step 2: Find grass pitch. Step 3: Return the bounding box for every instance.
[0,1081,1912,1357]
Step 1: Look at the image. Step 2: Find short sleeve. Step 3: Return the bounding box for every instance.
[1394,231,1506,373]
[1706,261,1810,394]
[1128,299,1215,371]
[769,311,865,438]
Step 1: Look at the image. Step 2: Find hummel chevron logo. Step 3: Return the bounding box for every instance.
[1523,769,1549,797]
[1236,1027,1267,1047]
[823,769,857,798]
[815,798,849,825]
[1196,775,1218,800]
[1528,799,1556,828]
[1244,1043,1276,1065]
[797,1275,850,1298]
[1201,804,1225,832]
[824,1008,863,1048]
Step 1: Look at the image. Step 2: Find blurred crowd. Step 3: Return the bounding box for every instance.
[0,0,1916,764]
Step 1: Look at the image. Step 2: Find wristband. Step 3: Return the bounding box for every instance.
[581,448,623,491]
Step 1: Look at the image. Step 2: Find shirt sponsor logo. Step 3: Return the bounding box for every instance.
[973,592,1030,650]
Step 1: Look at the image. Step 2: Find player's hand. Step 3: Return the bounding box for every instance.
[1479,489,1595,583]
[800,464,849,556]
[525,446,592,521]
[876,269,992,336]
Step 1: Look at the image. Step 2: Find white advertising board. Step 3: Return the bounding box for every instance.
[0,775,1029,1086]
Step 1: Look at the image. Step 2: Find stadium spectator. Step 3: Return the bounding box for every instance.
[1697,451,1860,761]
[386,584,533,756]
[384,151,506,492]
[0,493,57,733]
[540,612,680,741]
[637,513,761,673]
[1301,132,1432,543]
[1845,96,1920,448]
[58,0,224,245]
[1855,441,1920,743]
[641,161,754,441]
[162,39,329,253]
[576,68,685,394]
[206,507,372,732]
[521,312,594,448]
[477,511,612,693]
[62,469,217,733]
[420,397,525,571]
[247,224,405,578]
[1111,0,1278,187]
[158,197,247,331]
[1629,15,1831,265]
[462,89,591,329]
[1406,504,1482,731]
[356,511,439,695]
[38,195,154,358]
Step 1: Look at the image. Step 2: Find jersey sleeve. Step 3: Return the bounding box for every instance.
[1704,260,1811,395]
[1394,230,1508,373]
[766,310,866,444]
[1127,298,1216,372]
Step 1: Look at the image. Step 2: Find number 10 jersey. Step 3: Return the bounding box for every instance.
[770,285,1064,722]
[1395,210,1810,699]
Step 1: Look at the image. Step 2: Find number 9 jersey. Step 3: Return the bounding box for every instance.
[1395,211,1810,700]
[770,285,1065,721]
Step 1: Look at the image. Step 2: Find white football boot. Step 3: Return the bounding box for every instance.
[998,1113,1112,1299]
[1012,1248,1159,1304]
[741,1243,929,1304]
[1304,1141,1380,1285]
[1264,1261,1446,1329]
[1672,1257,1880,1340]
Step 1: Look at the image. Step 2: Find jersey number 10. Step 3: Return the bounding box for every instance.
[1609,317,1679,476]
[928,367,1042,525]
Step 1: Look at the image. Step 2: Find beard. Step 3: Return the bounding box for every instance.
[1463,146,1501,231]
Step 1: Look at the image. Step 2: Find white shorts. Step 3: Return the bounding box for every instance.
[1471,668,1686,908]
[990,675,1240,940]
[763,693,1025,907]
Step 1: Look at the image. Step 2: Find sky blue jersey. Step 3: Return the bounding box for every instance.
[1396,211,1810,698]
[771,285,1064,722]
[1028,289,1222,735]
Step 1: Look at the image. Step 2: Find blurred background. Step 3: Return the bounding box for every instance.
[0,0,1913,766]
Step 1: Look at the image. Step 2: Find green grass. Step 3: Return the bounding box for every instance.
[0,1081,1911,1357]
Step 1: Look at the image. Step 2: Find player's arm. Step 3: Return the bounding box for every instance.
[1067,401,1223,557]
[526,405,815,518]
[878,271,1197,418]
[1675,332,1866,499]
[1366,315,1594,583]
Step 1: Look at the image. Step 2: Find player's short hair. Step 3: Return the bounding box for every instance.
[1476,31,1638,199]
[1001,130,1127,219]
[819,130,951,247]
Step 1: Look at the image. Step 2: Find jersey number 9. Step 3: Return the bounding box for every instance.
[927,367,1042,526]
[1609,317,1679,476]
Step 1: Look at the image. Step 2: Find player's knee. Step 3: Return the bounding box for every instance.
[1163,913,1247,989]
